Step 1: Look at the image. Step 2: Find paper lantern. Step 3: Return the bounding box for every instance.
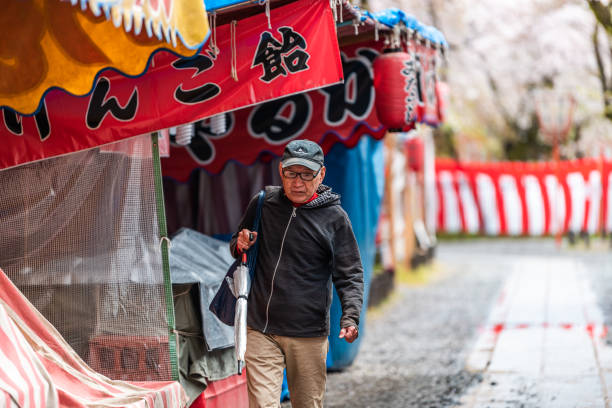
[373,50,418,131]
[405,137,424,172]
[436,81,449,124]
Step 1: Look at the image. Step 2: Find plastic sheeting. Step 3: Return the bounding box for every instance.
[169,228,236,350]
[324,135,385,370]
[369,8,447,46]
[173,283,237,403]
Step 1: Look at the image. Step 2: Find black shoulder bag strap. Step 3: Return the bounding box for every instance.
[246,190,265,281]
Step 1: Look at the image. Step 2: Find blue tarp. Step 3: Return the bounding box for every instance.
[370,8,447,46]
[205,0,252,11]
[324,135,385,369]
[203,1,447,47]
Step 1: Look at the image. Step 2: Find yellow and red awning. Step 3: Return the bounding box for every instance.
[0,0,208,114]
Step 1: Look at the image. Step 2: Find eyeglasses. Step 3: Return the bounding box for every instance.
[282,168,319,181]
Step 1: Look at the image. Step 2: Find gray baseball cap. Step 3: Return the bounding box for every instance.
[281,140,324,171]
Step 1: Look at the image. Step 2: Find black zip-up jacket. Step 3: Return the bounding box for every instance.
[230,184,364,338]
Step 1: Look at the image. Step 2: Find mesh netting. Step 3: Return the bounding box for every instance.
[0,134,172,381]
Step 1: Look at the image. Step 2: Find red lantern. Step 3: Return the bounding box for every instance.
[405,137,424,172]
[436,81,449,124]
[373,50,418,131]
[416,45,440,126]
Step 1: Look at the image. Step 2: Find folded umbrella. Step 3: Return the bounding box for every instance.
[232,249,251,375]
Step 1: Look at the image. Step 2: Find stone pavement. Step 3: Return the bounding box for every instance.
[460,256,611,408]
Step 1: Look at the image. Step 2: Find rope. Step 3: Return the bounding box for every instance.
[173,329,205,339]
[408,30,416,60]
[209,12,219,57]
[159,236,172,251]
[172,288,191,298]
[331,0,337,21]
[231,20,238,82]
[265,0,271,29]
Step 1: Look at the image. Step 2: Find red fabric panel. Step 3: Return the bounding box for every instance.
[189,372,248,408]
[435,158,612,236]
[161,42,387,180]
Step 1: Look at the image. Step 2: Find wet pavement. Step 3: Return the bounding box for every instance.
[318,238,612,408]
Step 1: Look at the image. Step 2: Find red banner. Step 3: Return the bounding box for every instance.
[161,42,388,180]
[436,159,612,236]
[0,0,342,171]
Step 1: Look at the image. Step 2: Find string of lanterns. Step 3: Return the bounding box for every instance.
[372,16,447,132]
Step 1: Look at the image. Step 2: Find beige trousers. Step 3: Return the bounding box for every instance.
[245,327,328,408]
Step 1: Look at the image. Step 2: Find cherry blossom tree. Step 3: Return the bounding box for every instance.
[370,0,606,159]
[587,1,612,120]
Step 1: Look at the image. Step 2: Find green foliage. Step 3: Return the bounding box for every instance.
[503,112,552,161]
[589,1,612,125]
[433,124,458,159]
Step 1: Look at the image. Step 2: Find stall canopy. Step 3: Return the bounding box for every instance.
[162,3,448,180]
[1,0,209,115]
[162,40,385,180]
[0,0,342,171]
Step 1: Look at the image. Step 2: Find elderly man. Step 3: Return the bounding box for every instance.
[229,139,364,408]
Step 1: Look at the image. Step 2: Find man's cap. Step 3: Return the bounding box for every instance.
[281,140,324,172]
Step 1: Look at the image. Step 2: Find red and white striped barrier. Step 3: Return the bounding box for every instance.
[0,268,186,408]
[435,159,612,236]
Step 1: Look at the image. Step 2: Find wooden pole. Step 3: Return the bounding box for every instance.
[403,167,416,268]
[553,131,562,247]
[384,132,397,268]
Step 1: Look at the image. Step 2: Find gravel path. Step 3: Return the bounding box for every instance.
[322,240,509,408]
[280,238,612,407]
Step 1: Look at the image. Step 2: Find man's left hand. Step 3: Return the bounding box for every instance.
[339,326,358,343]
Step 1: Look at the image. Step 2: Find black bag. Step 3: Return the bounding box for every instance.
[209,190,265,326]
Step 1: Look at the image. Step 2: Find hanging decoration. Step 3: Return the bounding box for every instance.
[83,0,209,49]
[405,137,424,172]
[161,18,448,181]
[161,41,387,180]
[373,49,417,131]
[415,43,440,126]
[370,14,444,132]
[436,81,449,124]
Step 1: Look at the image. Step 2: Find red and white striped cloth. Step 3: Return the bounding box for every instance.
[435,158,612,236]
[0,268,186,408]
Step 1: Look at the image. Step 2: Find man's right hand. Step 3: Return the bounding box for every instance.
[339,326,358,343]
[236,229,258,253]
